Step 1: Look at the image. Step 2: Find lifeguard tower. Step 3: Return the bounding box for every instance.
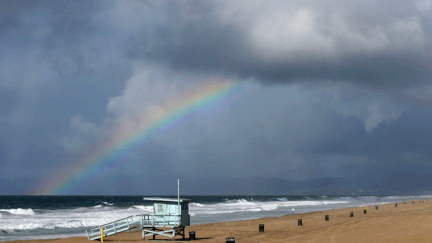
[141,180,191,241]
[85,180,191,241]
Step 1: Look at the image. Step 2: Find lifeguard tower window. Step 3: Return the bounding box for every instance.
[144,197,191,227]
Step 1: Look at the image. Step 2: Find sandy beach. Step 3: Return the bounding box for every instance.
[4,200,432,243]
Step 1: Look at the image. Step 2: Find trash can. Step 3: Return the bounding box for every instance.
[189,231,195,240]
[298,219,302,226]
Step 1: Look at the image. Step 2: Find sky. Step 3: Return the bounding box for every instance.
[1,0,432,195]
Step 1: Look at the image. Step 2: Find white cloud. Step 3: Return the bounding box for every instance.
[69,114,99,136]
[415,0,431,12]
[60,136,88,154]
[250,8,335,60]
[216,0,426,61]
[106,64,179,118]
[302,82,408,132]
[387,17,425,51]
[59,114,102,154]
[106,62,225,135]
[364,101,407,132]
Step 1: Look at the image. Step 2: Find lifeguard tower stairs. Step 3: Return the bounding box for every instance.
[85,180,191,241]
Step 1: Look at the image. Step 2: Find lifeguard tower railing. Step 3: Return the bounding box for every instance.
[141,214,183,227]
[86,215,143,241]
[86,214,186,240]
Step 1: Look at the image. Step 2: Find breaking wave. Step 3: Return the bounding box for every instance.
[0,208,35,215]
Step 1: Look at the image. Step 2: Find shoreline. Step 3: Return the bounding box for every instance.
[3,199,431,242]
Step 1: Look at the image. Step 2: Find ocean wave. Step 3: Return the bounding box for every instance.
[0,221,89,231]
[190,203,205,207]
[381,195,432,200]
[0,208,35,215]
[0,222,50,230]
[333,195,423,202]
[132,205,153,211]
[93,205,102,208]
[187,198,350,215]
[102,202,114,206]
[0,216,135,231]
[56,220,96,229]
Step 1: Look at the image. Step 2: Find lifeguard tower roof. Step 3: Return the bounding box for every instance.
[144,197,192,202]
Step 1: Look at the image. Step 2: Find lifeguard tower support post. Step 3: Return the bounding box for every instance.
[142,179,191,241]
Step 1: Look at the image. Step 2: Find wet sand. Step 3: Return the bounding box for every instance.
[5,200,432,242]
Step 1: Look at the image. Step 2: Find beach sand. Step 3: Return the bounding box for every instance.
[5,200,432,242]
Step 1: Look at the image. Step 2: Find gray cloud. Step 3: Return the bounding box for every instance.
[128,0,432,89]
[1,0,431,195]
[60,114,106,154]
[0,0,131,168]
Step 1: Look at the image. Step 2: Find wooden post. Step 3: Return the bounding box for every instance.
[178,178,180,223]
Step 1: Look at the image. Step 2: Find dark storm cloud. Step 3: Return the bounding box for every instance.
[128,0,432,88]
[0,1,24,35]
[82,99,432,195]
[306,107,432,158]
[0,0,112,78]
[1,0,431,195]
[0,0,132,168]
[0,0,103,31]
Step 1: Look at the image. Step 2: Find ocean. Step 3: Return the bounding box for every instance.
[0,195,430,242]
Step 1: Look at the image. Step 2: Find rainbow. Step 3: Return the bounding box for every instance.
[34,81,240,195]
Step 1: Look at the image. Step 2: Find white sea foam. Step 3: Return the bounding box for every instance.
[0,208,35,215]
[102,202,114,206]
[188,198,350,215]
[190,203,205,207]
[0,206,152,232]
[132,205,153,211]
[381,195,432,200]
